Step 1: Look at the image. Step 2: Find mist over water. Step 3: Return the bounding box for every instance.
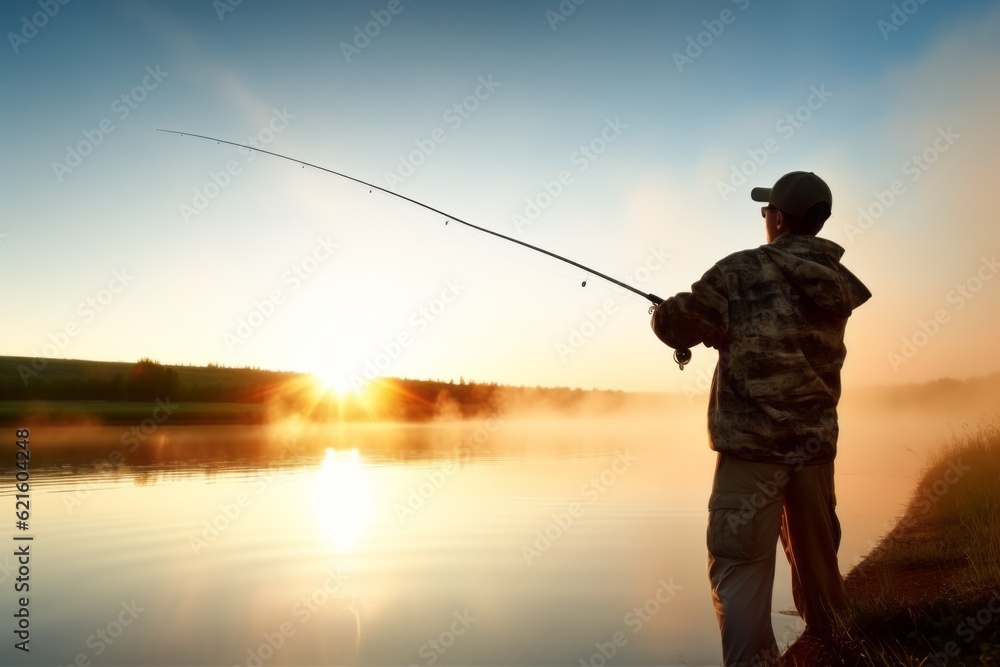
[4,385,997,666]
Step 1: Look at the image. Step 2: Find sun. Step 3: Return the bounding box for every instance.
[311,358,360,397]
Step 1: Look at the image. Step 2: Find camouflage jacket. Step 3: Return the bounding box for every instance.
[651,233,871,465]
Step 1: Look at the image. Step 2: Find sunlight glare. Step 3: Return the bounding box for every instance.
[312,358,360,397]
[311,448,373,552]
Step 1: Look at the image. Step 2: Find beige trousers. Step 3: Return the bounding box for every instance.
[707,453,845,667]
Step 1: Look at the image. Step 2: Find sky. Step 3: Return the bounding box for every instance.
[2,0,999,393]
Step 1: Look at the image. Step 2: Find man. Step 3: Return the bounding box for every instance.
[651,172,871,666]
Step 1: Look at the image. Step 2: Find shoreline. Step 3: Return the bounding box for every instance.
[783,425,1000,666]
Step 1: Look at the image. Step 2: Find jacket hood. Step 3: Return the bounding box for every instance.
[760,234,871,316]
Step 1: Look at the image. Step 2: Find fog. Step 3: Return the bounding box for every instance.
[29,373,1000,568]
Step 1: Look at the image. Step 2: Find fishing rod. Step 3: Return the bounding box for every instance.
[157,128,692,370]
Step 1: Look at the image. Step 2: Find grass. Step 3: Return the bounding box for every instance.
[785,423,1000,665]
[0,399,268,425]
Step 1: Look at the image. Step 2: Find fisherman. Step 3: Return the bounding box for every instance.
[651,172,871,666]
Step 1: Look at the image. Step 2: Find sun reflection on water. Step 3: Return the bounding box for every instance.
[311,448,373,552]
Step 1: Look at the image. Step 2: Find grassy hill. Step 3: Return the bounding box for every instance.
[784,425,1000,665]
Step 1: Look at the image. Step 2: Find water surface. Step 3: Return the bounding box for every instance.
[1,408,981,665]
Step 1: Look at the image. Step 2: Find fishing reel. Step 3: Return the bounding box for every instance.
[647,300,692,370]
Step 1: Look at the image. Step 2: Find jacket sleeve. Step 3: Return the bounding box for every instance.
[651,264,729,349]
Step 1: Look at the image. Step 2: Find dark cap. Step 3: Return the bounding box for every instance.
[750,172,832,218]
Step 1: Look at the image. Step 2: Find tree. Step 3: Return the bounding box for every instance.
[128,358,179,401]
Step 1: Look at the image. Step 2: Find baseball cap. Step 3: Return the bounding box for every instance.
[750,171,832,218]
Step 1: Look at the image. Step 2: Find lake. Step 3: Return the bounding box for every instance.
[1,405,985,666]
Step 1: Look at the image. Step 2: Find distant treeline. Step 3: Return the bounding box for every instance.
[1,358,180,401]
[0,357,305,404]
[0,356,662,423]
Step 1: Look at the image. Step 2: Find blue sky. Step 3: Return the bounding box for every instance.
[2,0,999,392]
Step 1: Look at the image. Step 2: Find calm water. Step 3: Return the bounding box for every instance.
[0,408,981,666]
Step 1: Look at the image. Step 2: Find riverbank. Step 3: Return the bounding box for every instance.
[784,424,1000,666]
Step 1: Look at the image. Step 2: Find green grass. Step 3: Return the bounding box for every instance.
[0,400,268,425]
[0,355,293,383]
[811,424,1000,665]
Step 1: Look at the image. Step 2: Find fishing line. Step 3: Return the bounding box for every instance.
[157,128,692,369]
[455,224,651,309]
[450,222,588,285]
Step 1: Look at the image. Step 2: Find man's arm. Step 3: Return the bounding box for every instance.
[651,264,729,350]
